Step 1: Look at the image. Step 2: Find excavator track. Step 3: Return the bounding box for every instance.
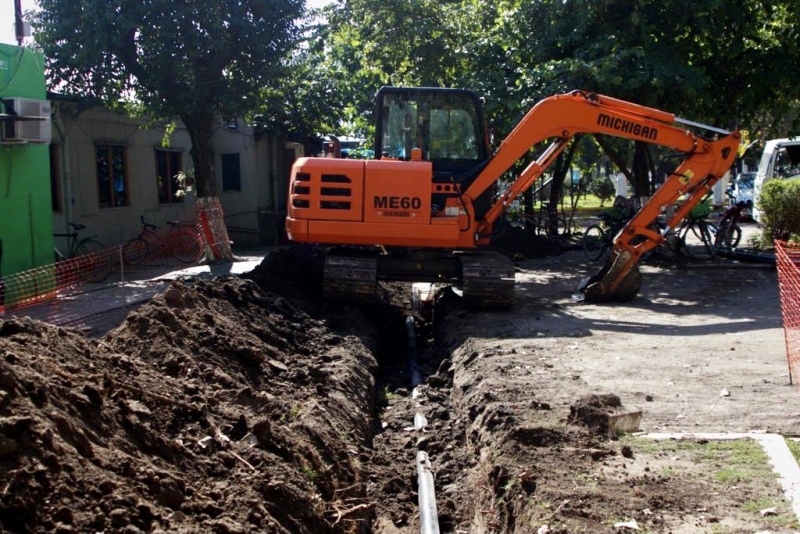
[323,254,378,303]
[458,252,515,308]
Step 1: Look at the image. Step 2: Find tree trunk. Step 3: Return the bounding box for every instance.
[182,111,216,198]
[594,135,652,197]
[550,141,579,212]
[182,110,235,262]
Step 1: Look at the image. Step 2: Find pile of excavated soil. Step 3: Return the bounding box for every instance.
[0,269,380,533]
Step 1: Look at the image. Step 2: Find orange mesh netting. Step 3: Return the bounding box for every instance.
[774,240,800,383]
[0,221,208,315]
[0,250,114,312]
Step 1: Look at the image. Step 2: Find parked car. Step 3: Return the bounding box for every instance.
[732,171,755,205]
[752,138,800,223]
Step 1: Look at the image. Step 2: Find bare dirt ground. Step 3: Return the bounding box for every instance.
[2,231,799,534]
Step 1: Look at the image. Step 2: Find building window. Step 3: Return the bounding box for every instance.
[96,144,128,208]
[50,144,62,212]
[155,149,183,204]
[221,153,241,192]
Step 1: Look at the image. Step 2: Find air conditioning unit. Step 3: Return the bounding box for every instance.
[1,98,52,143]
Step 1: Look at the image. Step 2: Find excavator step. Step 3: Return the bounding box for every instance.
[459,252,515,308]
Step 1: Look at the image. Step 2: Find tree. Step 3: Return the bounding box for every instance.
[482,0,800,196]
[32,0,304,200]
[322,0,800,205]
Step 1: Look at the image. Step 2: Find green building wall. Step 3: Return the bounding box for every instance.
[0,44,54,305]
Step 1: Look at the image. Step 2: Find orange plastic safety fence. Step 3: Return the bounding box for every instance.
[774,240,800,382]
[0,223,206,315]
[0,248,116,313]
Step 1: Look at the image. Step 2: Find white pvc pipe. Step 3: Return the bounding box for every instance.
[406,313,440,534]
[416,451,441,534]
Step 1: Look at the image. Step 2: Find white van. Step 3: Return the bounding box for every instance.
[752,138,800,223]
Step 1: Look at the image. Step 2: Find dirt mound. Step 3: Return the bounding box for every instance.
[1,277,378,533]
[244,245,325,302]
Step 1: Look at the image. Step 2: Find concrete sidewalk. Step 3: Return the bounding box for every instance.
[4,249,269,337]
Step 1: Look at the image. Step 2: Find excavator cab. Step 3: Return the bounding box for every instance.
[374,87,493,218]
[375,87,488,166]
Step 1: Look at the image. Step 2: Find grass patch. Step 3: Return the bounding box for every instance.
[785,437,800,462]
[616,436,799,530]
[622,437,770,484]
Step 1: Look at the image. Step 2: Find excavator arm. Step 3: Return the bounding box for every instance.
[463,91,739,302]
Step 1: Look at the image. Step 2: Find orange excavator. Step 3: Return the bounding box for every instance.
[285,87,739,306]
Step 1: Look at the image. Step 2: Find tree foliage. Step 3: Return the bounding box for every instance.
[32,0,304,197]
[758,179,800,243]
[321,0,800,198]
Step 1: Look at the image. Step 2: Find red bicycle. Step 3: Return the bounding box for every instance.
[123,215,203,266]
[712,200,749,252]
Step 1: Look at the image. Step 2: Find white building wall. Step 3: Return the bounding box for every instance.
[51,102,288,249]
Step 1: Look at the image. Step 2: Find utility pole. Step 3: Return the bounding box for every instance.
[15,0,24,46]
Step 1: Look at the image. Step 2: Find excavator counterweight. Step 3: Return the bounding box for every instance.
[286,87,740,306]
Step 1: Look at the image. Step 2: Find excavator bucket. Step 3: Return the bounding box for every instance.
[578,249,642,303]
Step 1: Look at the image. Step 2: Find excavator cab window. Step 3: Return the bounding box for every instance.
[429,108,478,160]
[381,97,418,160]
[374,86,489,174]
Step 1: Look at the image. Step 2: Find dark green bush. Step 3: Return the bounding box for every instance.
[759,178,800,243]
[588,178,616,206]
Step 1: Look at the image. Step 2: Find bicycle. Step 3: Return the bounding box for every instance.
[672,208,717,260]
[123,215,203,266]
[528,203,573,237]
[582,211,629,261]
[711,200,748,252]
[54,223,112,283]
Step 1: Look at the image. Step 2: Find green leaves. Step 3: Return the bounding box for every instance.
[34,0,304,121]
[33,0,305,196]
[759,178,800,242]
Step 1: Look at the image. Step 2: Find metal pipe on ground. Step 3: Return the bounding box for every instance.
[416,451,441,534]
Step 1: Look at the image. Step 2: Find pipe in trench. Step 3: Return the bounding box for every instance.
[406,315,422,387]
[406,314,440,534]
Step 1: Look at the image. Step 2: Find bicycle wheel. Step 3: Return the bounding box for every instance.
[172,230,203,263]
[727,224,742,248]
[547,217,572,237]
[582,224,608,261]
[563,217,580,237]
[75,239,112,283]
[682,220,716,260]
[713,222,742,251]
[123,237,150,265]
